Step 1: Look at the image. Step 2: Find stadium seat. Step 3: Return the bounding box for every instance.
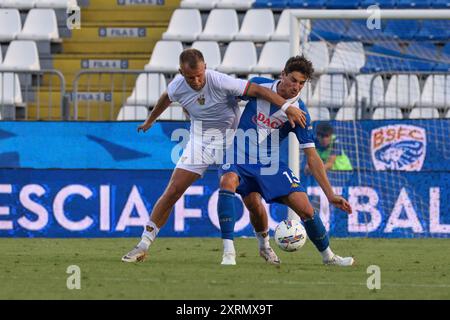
[384,75,421,109]
[192,41,222,70]
[216,41,257,74]
[431,0,450,8]
[372,107,403,119]
[180,0,219,9]
[0,73,22,105]
[34,0,78,8]
[253,0,288,8]
[300,81,312,103]
[335,107,361,120]
[310,19,348,41]
[1,0,36,9]
[216,0,255,9]
[405,42,439,62]
[234,9,275,42]
[416,20,450,41]
[345,74,384,108]
[308,107,331,121]
[0,9,21,42]
[252,41,289,74]
[288,0,325,8]
[162,9,202,42]
[17,9,60,41]
[300,41,329,73]
[360,0,396,8]
[126,73,167,106]
[270,10,311,41]
[325,0,360,9]
[310,74,348,108]
[117,105,149,121]
[197,9,239,42]
[2,40,40,70]
[328,42,365,73]
[396,0,431,8]
[346,20,385,41]
[419,75,450,108]
[144,41,183,73]
[409,107,440,119]
[446,109,450,118]
[384,20,420,40]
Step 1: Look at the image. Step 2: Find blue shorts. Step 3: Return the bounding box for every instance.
[219,162,306,204]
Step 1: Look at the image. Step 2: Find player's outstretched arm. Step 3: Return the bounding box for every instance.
[245,83,306,128]
[303,148,352,214]
[137,92,172,133]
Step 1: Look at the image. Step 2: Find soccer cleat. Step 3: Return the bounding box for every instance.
[259,247,281,265]
[221,251,236,265]
[121,246,147,263]
[323,254,354,267]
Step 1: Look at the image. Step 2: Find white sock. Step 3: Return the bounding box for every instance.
[320,247,334,261]
[138,220,159,250]
[255,230,270,249]
[223,239,235,253]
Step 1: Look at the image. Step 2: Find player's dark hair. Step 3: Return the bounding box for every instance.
[283,55,314,79]
[179,48,205,69]
[316,122,334,137]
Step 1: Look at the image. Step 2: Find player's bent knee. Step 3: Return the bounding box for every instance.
[219,173,239,192]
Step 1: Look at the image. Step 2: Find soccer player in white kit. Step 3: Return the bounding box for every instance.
[122,49,306,264]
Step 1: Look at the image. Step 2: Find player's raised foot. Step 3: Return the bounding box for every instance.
[121,246,147,263]
[259,247,281,265]
[221,251,236,265]
[323,254,354,267]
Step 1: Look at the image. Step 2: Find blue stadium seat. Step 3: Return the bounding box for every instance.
[325,0,360,8]
[436,43,450,71]
[384,20,420,40]
[396,0,432,8]
[288,0,325,8]
[431,0,450,8]
[253,0,288,8]
[360,0,396,8]
[310,19,349,41]
[346,19,385,41]
[416,20,450,41]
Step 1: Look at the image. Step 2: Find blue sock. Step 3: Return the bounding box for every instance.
[217,190,236,240]
[303,212,329,252]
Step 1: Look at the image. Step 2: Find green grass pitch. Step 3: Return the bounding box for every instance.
[1,238,449,299]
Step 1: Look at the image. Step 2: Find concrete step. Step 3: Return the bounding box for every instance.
[69,26,166,41]
[81,8,174,23]
[86,0,180,9]
[62,39,157,53]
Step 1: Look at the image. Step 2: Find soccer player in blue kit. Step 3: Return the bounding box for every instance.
[218,55,355,266]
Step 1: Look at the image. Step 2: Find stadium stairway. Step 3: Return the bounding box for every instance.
[33,0,181,121]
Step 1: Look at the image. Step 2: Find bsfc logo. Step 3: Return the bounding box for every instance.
[197,94,205,105]
[371,125,426,171]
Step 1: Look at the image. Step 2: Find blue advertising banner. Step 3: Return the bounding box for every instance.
[0,168,448,238]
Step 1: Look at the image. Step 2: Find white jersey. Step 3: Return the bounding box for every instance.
[167,69,249,175]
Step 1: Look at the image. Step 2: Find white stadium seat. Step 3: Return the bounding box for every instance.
[0,73,22,105]
[1,0,36,9]
[252,41,289,74]
[446,109,450,118]
[308,107,331,121]
[162,9,202,42]
[180,0,218,9]
[216,0,255,10]
[216,41,257,74]
[345,74,384,108]
[117,105,149,121]
[328,42,365,73]
[126,73,167,106]
[372,107,403,119]
[0,9,21,42]
[335,107,362,120]
[409,107,440,119]
[234,9,275,42]
[17,9,59,41]
[144,41,183,73]
[300,41,329,74]
[35,0,78,8]
[271,10,310,41]
[310,74,348,108]
[198,9,239,42]
[420,75,450,108]
[384,75,421,109]
[192,41,222,70]
[2,40,40,70]
[299,81,313,104]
